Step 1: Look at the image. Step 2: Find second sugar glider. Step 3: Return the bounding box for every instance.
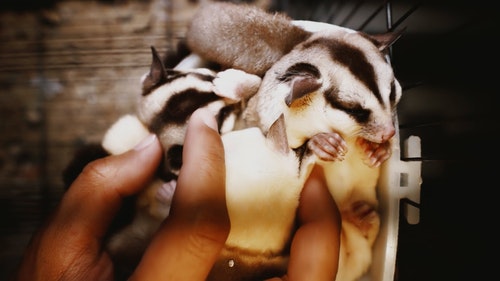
[186,2,403,281]
[100,45,262,275]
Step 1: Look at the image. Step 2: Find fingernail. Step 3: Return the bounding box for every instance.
[156,180,176,203]
[194,108,218,131]
[134,134,157,151]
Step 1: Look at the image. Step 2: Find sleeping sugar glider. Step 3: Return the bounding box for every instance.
[100,46,341,281]
[135,46,261,181]
[94,46,262,275]
[186,2,403,281]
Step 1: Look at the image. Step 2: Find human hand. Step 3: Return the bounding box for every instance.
[13,108,340,281]
[12,108,230,281]
[267,165,341,281]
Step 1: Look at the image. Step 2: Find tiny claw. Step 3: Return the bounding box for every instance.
[366,150,374,159]
[358,138,392,168]
[309,132,347,162]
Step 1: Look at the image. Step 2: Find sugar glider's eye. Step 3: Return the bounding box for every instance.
[342,104,370,123]
[326,90,370,123]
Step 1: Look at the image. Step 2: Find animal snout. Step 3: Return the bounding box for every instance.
[380,125,395,142]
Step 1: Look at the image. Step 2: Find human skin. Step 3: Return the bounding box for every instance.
[12,109,340,281]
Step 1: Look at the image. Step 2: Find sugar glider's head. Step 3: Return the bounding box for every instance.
[137,47,226,134]
[264,26,403,146]
[137,47,231,180]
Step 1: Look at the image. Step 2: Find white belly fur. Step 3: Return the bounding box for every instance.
[222,127,309,254]
[322,138,380,208]
[322,137,381,281]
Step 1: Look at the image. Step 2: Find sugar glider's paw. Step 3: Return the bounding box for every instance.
[308,132,347,162]
[213,68,262,102]
[150,180,176,218]
[356,138,392,167]
[156,180,176,205]
[342,201,380,241]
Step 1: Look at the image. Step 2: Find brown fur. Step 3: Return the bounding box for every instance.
[186,2,311,76]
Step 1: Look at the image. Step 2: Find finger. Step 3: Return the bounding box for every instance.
[54,133,163,240]
[15,134,163,280]
[287,165,341,281]
[131,108,230,281]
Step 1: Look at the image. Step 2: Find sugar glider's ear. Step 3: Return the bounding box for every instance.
[142,46,184,95]
[266,114,289,155]
[285,76,322,107]
[141,46,168,94]
[282,63,322,107]
[367,27,406,54]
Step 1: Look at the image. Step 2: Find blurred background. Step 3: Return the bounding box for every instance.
[0,0,496,280]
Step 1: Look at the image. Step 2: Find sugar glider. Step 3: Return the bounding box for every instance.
[134,46,261,182]
[210,114,323,281]
[186,2,311,77]
[186,2,403,281]
[98,45,263,272]
[99,46,344,280]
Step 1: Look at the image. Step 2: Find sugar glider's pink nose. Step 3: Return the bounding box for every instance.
[380,125,395,142]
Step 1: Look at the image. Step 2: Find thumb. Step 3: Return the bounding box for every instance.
[57,133,163,239]
[131,108,230,281]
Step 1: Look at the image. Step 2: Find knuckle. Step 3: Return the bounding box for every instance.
[184,221,230,258]
[79,157,116,184]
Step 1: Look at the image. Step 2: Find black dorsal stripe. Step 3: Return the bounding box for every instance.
[303,37,384,106]
[192,72,216,82]
[149,88,220,133]
[165,71,215,84]
[277,62,321,82]
[143,71,215,96]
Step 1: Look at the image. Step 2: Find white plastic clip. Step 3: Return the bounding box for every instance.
[401,135,422,225]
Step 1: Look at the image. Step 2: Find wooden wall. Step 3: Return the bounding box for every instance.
[0,0,195,277]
